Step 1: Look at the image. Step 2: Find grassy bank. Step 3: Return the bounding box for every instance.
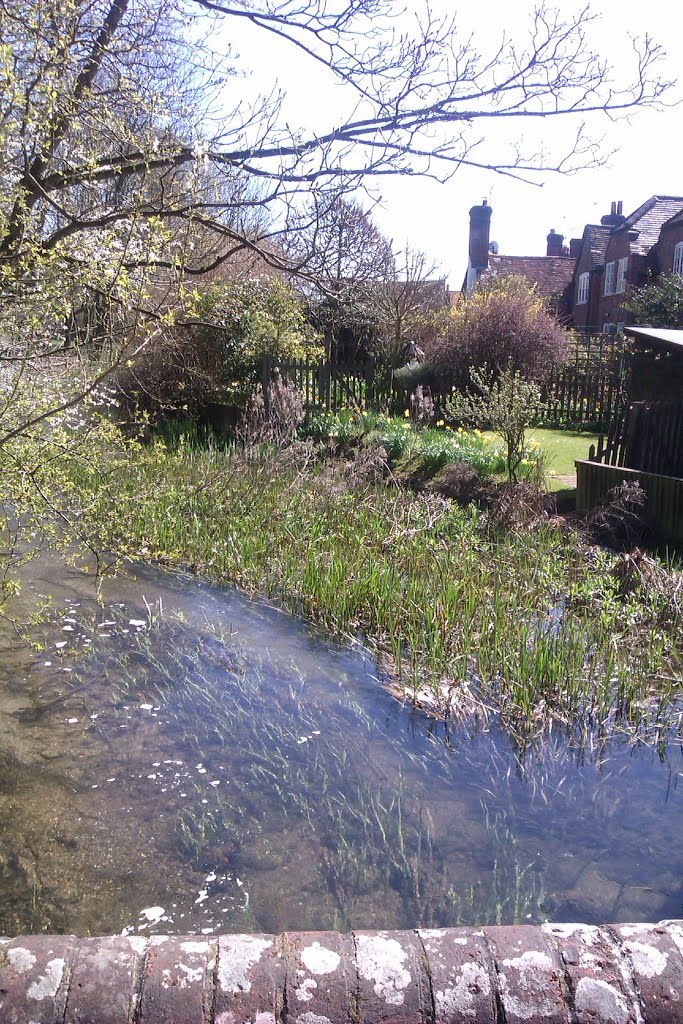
[62,437,682,744]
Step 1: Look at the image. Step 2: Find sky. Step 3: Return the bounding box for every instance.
[223,0,683,288]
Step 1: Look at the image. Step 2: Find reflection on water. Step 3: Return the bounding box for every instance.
[1,553,682,937]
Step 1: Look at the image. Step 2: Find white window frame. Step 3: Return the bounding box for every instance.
[674,241,683,278]
[604,261,616,295]
[616,257,628,293]
[577,272,589,305]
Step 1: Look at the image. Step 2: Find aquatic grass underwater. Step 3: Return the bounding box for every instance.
[61,607,554,930]
[59,437,683,745]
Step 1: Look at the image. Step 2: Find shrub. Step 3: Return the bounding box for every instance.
[626,274,683,328]
[116,280,323,427]
[446,365,544,482]
[190,279,323,405]
[426,276,571,386]
[239,373,306,447]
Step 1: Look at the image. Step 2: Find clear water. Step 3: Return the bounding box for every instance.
[1,553,682,937]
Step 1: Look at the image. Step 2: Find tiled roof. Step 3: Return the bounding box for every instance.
[484,254,576,299]
[584,224,611,266]
[660,208,683,231]
[624,196,683,254]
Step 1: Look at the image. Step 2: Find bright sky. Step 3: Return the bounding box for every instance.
[223,0,683,288]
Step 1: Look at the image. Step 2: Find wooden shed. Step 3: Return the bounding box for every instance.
[576,327,683,542]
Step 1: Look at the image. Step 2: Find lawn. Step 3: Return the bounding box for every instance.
[527,428,600,492]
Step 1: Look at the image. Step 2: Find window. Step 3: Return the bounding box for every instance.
[616,257,628,293]
[674,242,683,278]
[577,272,589,305]
[604,261,616,295]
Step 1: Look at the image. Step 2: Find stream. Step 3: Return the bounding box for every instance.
[1,551,682,936]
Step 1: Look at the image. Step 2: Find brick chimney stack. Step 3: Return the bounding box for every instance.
[601,201,626,227]
[469,200,492,271]
[546,229,564,257]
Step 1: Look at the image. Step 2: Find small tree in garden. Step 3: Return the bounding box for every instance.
[426,277,571,386]
[627,275,683,328]
[446,366,544,482]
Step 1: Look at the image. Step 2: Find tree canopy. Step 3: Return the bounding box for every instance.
[0,0,673,438]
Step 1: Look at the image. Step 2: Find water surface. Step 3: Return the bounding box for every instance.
[1,553,682,936]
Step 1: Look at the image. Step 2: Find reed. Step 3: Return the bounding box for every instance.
[58,437,682,745]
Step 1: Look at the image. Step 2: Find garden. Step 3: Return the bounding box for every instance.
[0,0,681,943]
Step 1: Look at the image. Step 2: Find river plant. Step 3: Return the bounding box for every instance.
[51,432,683,748]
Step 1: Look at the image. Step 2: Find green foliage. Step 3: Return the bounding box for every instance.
[51,440,681,745]
[447,366,545,482]
[627,274,683,328]
[301,409,508,477]
[191,280,323,405]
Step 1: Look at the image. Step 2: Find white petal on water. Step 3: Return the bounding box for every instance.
[67,717,79,724]
[139,906,166,925]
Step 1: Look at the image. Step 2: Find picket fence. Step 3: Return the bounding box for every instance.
[263,334,629,427]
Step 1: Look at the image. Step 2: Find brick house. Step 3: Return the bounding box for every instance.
[571,196,683,331]
[647,208,683,278]
[463,201,576,319]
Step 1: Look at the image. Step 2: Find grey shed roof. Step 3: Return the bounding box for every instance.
[624,326,683,352]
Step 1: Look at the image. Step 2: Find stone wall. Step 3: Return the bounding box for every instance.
[2,922,683,1023]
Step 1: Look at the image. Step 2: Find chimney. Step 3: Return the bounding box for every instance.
[469,200,493,271]
[569,238,582,259]
[601,200,626,227]
[546,228,564,257]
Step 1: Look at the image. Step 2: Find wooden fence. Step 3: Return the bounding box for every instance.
[576,399,683,543]
[576,461,683,543]
[264,334,629,427]
[589,400,683,478]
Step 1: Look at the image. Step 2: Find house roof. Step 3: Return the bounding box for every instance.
[582,224,611,267]
[484,254,576,299]
[624,326,683,353]
[623,196,683,255]
[659,207,683,232]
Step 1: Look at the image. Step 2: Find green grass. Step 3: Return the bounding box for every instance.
[55,437,681,746]
[528,428,600,483]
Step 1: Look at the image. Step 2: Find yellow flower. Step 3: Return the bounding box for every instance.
[404,409,410,417]
[436,419,444,427]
